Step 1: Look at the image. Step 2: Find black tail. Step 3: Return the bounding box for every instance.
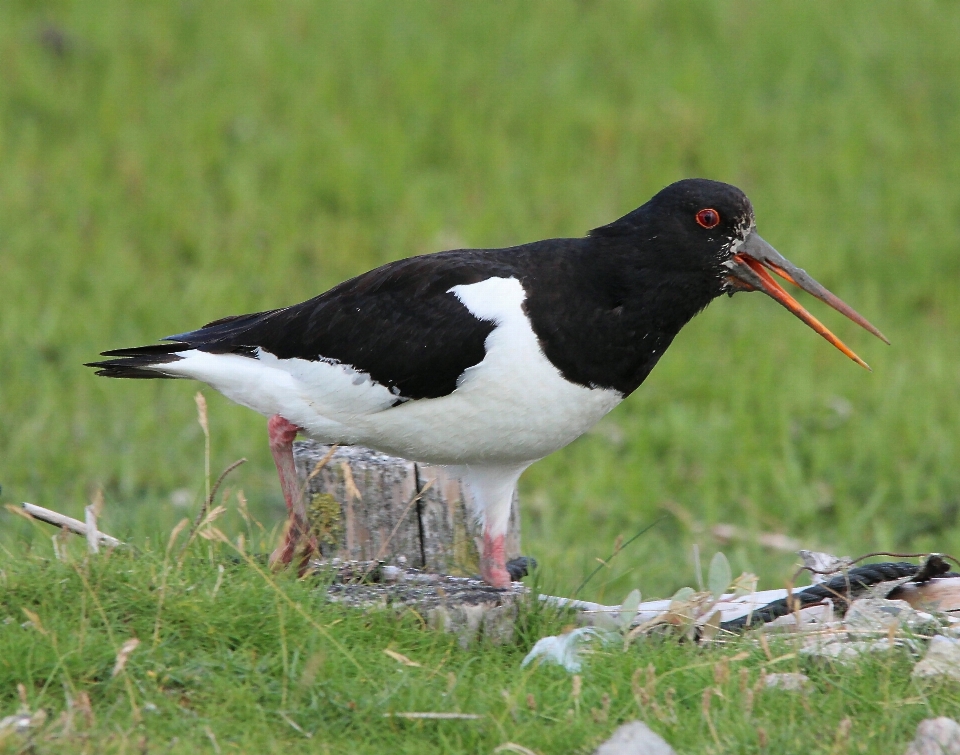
[85,343,190,379]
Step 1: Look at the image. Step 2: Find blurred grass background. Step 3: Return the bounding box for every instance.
[1,0,959,602]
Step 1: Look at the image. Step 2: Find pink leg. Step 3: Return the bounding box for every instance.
[480,531,511,588]
[266,414,317,572]
[458,464,528,589]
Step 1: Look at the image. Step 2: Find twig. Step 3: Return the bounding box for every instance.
[85,506,100,555]
[20,503,123,548]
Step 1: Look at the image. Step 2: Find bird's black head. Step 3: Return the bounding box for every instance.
[590,178,888,369]
[591,178,756,280]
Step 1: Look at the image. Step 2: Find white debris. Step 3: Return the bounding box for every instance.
[798,550,854,584]
[521,627,614,673]
[844,599,939,638]
[0,714,31,735]
[913,636,960,682]
[904,717,960,755]
[593,721,676,755]
[764,673,812,691]
[0,709,45,738]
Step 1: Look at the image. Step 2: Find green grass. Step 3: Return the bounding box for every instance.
[3,540,960,754]
[3,0,960,596]
[2,1,960,749]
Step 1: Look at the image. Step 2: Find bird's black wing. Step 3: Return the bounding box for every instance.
[89,250,515,400]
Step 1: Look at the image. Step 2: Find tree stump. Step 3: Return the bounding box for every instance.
[293,441,521,576]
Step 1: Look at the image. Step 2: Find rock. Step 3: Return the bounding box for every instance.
[904,717,960,755]
[593,721,676,755]
[315,560,524,647]
[844,599,939,638]
[764,673,812,691]
[801,637,923,663]
[294,441,521,575]
[764,602,836,631]
[913,636,960,682]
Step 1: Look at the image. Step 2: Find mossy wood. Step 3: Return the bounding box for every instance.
[293,441,521,575]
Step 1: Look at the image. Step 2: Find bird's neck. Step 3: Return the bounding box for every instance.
[522,238,720,395]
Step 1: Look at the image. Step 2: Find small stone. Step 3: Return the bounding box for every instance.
[381,565,402,583]
[764,602,835,630]
[593,721,676,755]
[764,673,812,691]
[801,637,923,664]
[844,599,939,638]
[913,636,960,682]
[904,717,960,755]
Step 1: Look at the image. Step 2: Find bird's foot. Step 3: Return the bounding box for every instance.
[506,556,537,581]
[269,516,318,576]
[479,532,511,588]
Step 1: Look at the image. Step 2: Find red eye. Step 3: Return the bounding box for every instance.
[696,208,720,228]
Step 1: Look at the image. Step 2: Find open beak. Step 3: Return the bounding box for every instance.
[724,231,889,370]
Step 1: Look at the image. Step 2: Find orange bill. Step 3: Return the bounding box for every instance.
[723,231,888,370]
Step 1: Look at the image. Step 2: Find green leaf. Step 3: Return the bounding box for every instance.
[700,609,723,641]
[669,586,696,605]
[618,589,641,631]
[708,551,732,599]
[592,611,620,631]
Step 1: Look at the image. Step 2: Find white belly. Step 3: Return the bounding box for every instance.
[345,278,622,463]
[159,277,622,464]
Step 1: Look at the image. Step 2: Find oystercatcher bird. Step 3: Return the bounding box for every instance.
[88,179,887,587]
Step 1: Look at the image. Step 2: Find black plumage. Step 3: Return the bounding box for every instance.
[89,179,754,398]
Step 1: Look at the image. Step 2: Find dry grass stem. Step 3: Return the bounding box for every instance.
[386,712,483,720]
[492,743,539,755]
[384,649,421,667]
[195,392,210,504]
[153,517,190,645]
[111,638,140,677]
[179,458,246,563]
